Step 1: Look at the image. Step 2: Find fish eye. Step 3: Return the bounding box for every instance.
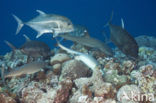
[84,30,87,33]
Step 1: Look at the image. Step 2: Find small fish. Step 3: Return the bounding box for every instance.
[13,10,74,38]
[5,61,46,78]
[57,41,98,70]
[58,34,113,56]
[105,12,139,58]
[5,34,51,58]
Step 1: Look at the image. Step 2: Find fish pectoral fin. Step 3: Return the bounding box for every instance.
[53,33,59,38]
[36,10,46,16]
[36,32,43,38]
[121,18,125,29]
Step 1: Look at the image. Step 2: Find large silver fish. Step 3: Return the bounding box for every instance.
[13,10,74,38]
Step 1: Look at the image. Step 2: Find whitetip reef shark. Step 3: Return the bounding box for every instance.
[57,41,99,71]
[13,10,74,38]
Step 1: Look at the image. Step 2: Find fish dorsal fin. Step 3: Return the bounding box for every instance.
[23,34,31,42]
[104,11,114,27]
[36,10,46,16]
[121,18,124,29]
[4,40,17,50]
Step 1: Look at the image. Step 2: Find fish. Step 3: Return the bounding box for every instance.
[5,61,46,78]
[5,34,51,58]
[67,24,89,37]
[105,12,139,58]
[58,34,113,56]
[57,41,98,71]
[13,10,74,38]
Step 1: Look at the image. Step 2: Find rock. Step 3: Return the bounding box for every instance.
[50,53,70,65]
[52,63,62,75]
[74,66,116,100]
[46,71,59,88]
[103,69,128,87]
[21,81,56,103]
[54,78,73,103]
[117,84,140,103]
[131,65,156,96]
[0,93,16,103]
[60,60,91,80]
[135,35,156,48]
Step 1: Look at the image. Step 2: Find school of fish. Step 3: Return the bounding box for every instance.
[1,10,139,79]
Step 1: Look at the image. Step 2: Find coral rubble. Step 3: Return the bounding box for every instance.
[0,38,156,103]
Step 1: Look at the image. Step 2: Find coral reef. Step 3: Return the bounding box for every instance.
[0,37,156,103]
[3,50,28,69]
[117,84,141,103]
[135,35,156,48]
[131,64,156,102]
[0,93,16,103]
[50,53,70,65]
[21,81,56,103]
[60,60,91,80]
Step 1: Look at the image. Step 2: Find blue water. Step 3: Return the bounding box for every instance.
[1,0,156,55]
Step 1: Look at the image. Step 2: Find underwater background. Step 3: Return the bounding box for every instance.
[1,0,156,103]
[1,0,156,55]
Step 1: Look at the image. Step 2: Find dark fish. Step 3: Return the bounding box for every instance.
[106,12,138,58]
[5,61,46,78]
[13,10,74,38]
[5,35,51,58]
[58,34,113,56]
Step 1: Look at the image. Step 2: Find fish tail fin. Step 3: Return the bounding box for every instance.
[4,40,16,60]
[104,11,114,27]
[12,14,24,34]
[102,30,111,44]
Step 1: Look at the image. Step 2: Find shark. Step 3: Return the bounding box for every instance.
[13,10,74,38]
[57,41,99,71]
[58,34,113,56]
